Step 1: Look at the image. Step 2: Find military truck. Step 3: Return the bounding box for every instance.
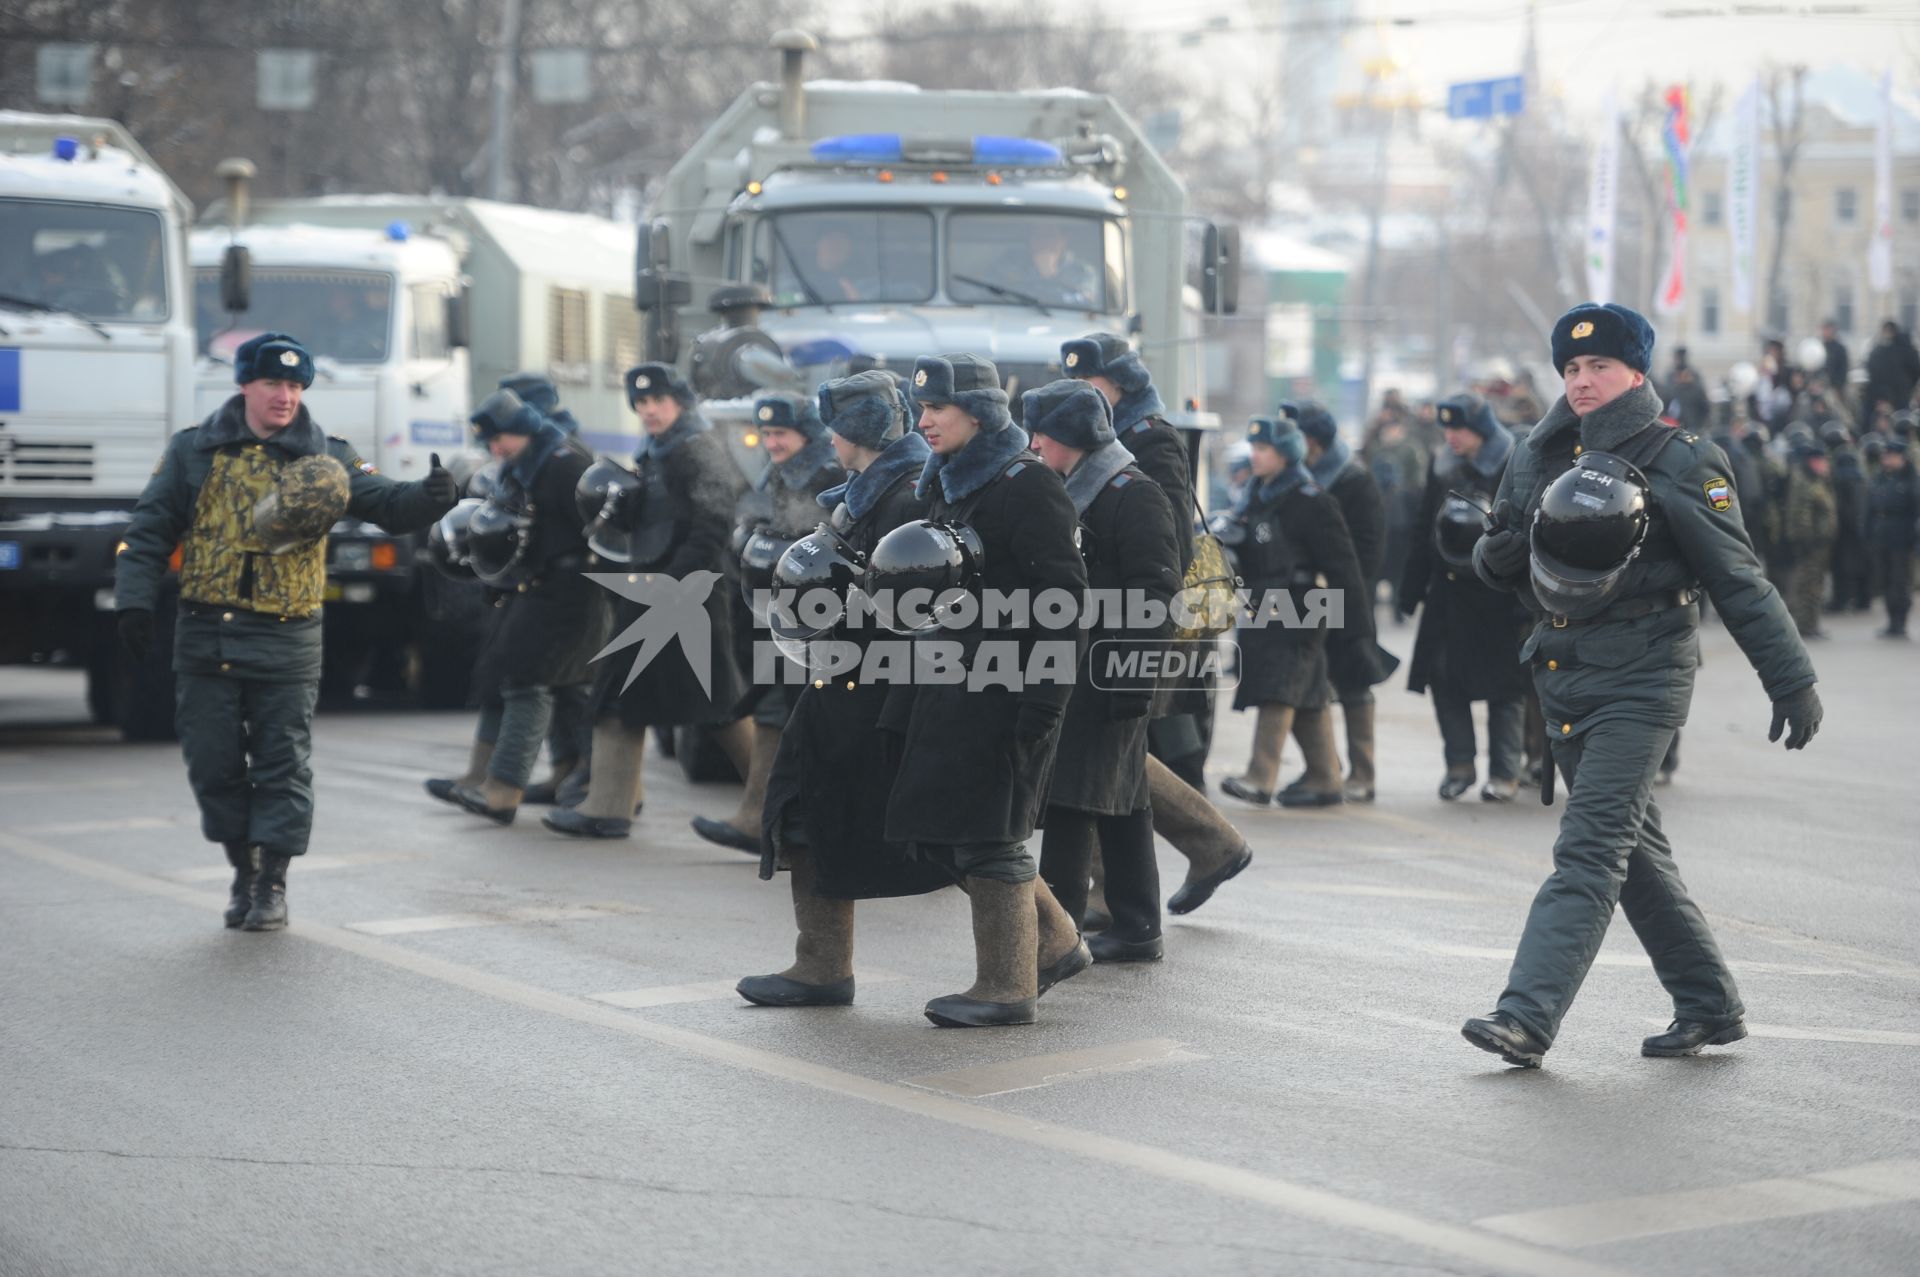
[633,31,1238,468]
[0,112,197,738]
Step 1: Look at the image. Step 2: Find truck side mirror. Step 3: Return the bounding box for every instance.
[1201,223,1240,317]
[635,218,687,362]
[445,284,471,350]
[220,244,252,313]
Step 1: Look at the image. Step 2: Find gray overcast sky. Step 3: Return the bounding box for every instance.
[833,0,1917,124]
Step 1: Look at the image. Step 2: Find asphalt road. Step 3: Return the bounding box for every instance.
[3,610,1917,1276]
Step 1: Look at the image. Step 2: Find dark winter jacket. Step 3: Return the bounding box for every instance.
[1865,332,1920,418]
[1867,465,1920,550]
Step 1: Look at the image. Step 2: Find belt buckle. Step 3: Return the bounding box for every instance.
[1551,615,1568,629]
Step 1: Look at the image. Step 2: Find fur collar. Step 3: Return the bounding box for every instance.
[504,419,568,492]
[1112,384,1168,436]
[1535,382,1666,455]
[763,434,839,492]
[819,430,929,522]
[197,395,325,457]
[1063,440,1137,515]
[1234,463,1309,514]
[1307,435,1354,486]
[1469,421,1515,478]
[915,423,1032,503]
[633,407,711,462]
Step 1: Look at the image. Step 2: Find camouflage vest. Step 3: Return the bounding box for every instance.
[178,442,329,617]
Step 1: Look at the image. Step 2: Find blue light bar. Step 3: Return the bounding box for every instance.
[972,136,1062,166]
[385,220,411,242]
[811,134,904,163]
[52,136,79,162]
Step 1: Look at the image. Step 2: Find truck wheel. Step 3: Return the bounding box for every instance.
[674,724,743,783]
[116,591,179,742]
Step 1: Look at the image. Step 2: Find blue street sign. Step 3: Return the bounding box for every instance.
[1447,76,1526,121]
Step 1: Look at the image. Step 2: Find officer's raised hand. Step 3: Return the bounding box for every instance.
[1476,498,1529,577]
[422,453,458,510]
[118,608,154,661]
[1768,684,1823,750]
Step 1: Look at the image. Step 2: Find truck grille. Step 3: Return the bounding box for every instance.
[0,439,94,485]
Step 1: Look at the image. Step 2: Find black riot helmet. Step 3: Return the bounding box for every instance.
[866,518,986,634]
[1433,490,1489,572]
[574,458,642,563]
[466,458,505,502]
[739,525,798,622]
[427,497,485,580]
[468,498,536,588]
[768,523,869,663]
[1528,452,1652,620]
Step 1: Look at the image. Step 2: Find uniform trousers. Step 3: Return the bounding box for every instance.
[175,674,320,857]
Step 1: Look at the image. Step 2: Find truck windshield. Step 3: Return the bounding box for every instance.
[948,212,1118,313]
[194,268,393,362]
[753,210,934,307]
[0,199,169,321]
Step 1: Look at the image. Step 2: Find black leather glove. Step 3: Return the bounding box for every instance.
[422,452,458,510]
[118,608,154,661]
[1477,500,1530,577]
[1014,699,1064,747]
[1108,691,1152,721]
[1768,684,1823,750]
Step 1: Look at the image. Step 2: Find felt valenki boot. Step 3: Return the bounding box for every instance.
[737,851,856,1006]
[1341,699,1377,802]
[1221,704,1293,806]
[425,738,493,805]
[692,722,781,854]
[542,724,644,838]
[1278,706,1345,808]
[925,877,1039,1027]
[1150,756,1252,916]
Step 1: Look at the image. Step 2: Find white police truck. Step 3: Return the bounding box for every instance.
[0,113,197,738]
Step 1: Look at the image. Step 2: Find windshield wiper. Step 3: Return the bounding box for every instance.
[951,273,1050,316]
[766,220,833,312]
[0,292,112,341]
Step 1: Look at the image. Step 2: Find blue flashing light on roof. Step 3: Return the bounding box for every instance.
[972,136,1062,166]
[386,220,411,242]
[52,136,79,162]
[811,134,904,163]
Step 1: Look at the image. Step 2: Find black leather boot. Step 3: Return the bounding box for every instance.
[1642,1019,1747,1057]
[242,853,290,931]
[1460,1011,1547,1067]
[223,842,257,929]
[1086,810,1163,963]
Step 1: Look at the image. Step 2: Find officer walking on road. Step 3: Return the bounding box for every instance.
[1866,437,1919,638]
[1462,303,1821,1067]
[115,332,456,930]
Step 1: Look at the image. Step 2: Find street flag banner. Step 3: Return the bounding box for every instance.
[1869,69,1894,295]
[1655,85,1690,317]
[1729,78,1761,315]
[1586,90,1620,303]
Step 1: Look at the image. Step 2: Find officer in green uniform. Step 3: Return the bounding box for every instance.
[1461,303,1822,1067]
[115,332,456,931]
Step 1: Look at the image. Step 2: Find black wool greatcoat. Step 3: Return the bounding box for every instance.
[1398,453,1530,703]
[759,460,951,899]
[470,445,610,696]
[1046,464,1182,815]
[595,426,749,729]
[1229,477,1369,711]
[883,456,1090,848]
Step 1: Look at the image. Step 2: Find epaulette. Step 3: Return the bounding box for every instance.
[1003,459,1030,479]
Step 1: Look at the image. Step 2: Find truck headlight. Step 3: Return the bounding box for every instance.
[333,542,373,573]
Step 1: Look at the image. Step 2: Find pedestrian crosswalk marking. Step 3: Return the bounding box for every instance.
[904,1038,1208,1098]
[590,971,905,1009]
[1475,1158,1920,1247]
[345,903,646,935]
[168,850,426,883]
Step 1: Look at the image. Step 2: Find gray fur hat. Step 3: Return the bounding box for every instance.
[1022,379,1115,451]
[752,391,827,441]
[908,353,1012,433]
[818,369,909,450]
[1061,331,1151,396]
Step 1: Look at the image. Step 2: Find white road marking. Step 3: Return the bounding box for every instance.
[1644,1019,1920,1048]
[904,1038,1207,1098]
[592,971,905,1009]
[167,850,428,884]
[0,831,1634,1277]
[1427,944,1857,977]
[1475,1158,1920,1248]
[345,903,646,935]
[17,816,178,836]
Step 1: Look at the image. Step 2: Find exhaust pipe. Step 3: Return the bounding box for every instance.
[772,29,817,141]
[216,157,256,229]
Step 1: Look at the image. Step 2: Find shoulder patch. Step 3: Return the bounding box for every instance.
[1702,475,1733,512]
[1108,472,1133,489]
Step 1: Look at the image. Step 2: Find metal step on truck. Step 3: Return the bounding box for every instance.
[0,112,197,739]
[193,187,642,708]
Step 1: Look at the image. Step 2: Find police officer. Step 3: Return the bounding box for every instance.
[692,392,844,852]
[544,363,747,839]
[444,390,608,824]
[1462,303,1821,1067]
[115,332,456,929]
[1025,379,1183,964]
[1866,436,1919,638]
[1059,333,1253,921]
[1397,394,1530,801]
[1285,400,1395,804]
[1824,423,1871,615]
[1218,416,1370,808]
[884,354,1089,1027]
[737,372,957,1006]
[1782,429,1838,638]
